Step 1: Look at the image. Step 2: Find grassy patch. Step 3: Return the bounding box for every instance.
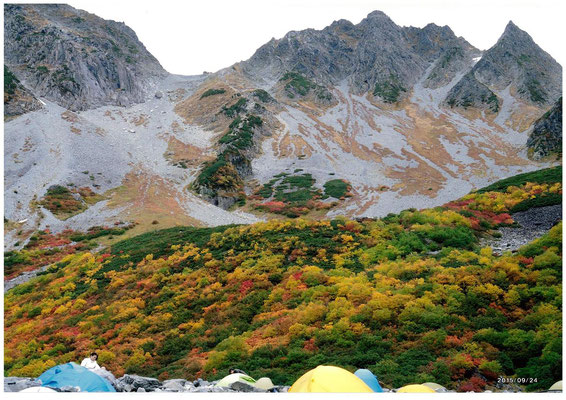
[200,88,226,99]
[279,72,332,102]
[510,192,562,213]
[475,167,561,194]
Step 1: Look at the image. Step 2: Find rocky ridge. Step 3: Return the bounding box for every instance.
[241,11,479,102]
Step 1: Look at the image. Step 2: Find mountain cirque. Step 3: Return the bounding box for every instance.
[4,4,562,249]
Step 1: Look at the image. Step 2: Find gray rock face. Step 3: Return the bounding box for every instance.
[423,45,481,89]
[241,11,478,101]
[446,21,562,110]
[4,4,167,111]
[4,377,42,392]
[445,72,499,112]
[527,97,562,159]
[404,23,479,64]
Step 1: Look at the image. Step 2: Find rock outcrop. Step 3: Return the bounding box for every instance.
[4,64,43,118]
[4,4,167,111]
[527,97,562,159]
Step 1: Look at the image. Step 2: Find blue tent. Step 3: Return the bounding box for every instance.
[39,362,115,392]
[354,369,383,392]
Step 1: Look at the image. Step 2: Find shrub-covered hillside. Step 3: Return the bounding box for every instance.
[4,167,562,391]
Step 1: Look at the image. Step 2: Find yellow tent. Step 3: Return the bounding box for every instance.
[289,365,373,393]
[397,384,436,393]
[548,380,562,391]
[422,382,446,392]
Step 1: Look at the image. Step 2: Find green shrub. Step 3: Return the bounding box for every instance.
[280,72,316,97]
[252,89,274,103]
[373,75,406,103]
[222,98,247,117]
[324,179,349,199]
[200,88,226,99]
[476,166,561,193]
[4,65,19,95]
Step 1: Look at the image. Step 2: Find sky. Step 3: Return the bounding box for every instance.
[14,0,566,75]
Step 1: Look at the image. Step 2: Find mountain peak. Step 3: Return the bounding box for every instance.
[504,20,519,32]
[500,20,532,41]
[360,10,396,26]
[365,10,389,19]
[445,19,562,108]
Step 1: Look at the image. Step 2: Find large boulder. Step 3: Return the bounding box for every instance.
[116,374,161,392]
[162,379,195,392]
[91,368,118,390]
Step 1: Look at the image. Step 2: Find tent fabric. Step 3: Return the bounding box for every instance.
[548,380,562,391]
[422,382,447,392]
[215,373,256,388]
[39,362,116,392]
[254,377,275,390]
[289,365,373,393]
[354,369,383,392]
[397,384,436,393]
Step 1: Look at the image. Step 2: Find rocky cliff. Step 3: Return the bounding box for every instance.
[4,4,167,111]
[527,97,562,159]
[4,64,43,119]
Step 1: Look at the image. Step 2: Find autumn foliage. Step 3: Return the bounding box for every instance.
[4,169,562,391]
